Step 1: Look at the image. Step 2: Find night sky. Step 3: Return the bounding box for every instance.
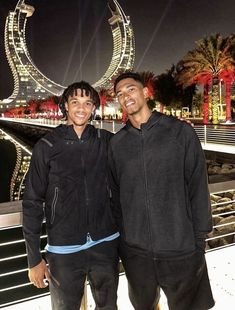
[0,0,235,99]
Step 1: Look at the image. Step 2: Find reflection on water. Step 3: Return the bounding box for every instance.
[0,128,31,202]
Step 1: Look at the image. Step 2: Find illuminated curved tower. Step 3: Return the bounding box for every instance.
[93,0,135,89]
[1,0,135,109]
[2,1,65,108]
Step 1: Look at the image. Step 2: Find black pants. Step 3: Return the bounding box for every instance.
[120,242,215,310]
[46,239,119,310]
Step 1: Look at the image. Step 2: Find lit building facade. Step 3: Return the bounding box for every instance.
[93,0,135,90]
[0,0,135,111]
[0,128,32,201]
[1,2,65,110]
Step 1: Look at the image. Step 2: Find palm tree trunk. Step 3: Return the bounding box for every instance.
[211,77,219,124]
[225,81,232,121]
[203,83,209,124]
[101,103,105,119]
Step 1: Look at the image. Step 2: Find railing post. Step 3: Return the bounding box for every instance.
[204,125,207,145]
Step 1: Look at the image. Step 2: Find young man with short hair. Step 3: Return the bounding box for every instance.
[108,72,215,310]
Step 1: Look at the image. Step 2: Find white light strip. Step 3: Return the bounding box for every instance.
[211,199,235,207]
[0,128,32,155]
[0,253,27,262]
[213,221,235,229]
[0,226,22,232]
[0,238,25,246]
[213,210,235,217]
[0,268,28,278]
[206,231,235,241]
[0,249,46,262]
[0,234,47,247]
[0,292,50,308]
[0,282,32,292]
[206,243,235,253]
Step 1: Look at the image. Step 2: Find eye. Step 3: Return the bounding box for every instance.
[116,92,123,98]
[86,101,94,106]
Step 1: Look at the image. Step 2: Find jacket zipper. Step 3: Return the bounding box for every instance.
[51,187,59,224]
[80,140,89,228]
[87,232,91,242]
[140,130,154,255]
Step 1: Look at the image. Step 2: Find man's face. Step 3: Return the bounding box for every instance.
[115,78,148,116]
[65,89,95,129]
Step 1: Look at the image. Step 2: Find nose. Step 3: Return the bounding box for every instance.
[76,102,86,110]
[123,91,131,100]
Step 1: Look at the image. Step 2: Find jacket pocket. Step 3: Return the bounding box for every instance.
[50,187,59,224]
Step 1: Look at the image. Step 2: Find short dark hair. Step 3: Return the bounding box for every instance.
[59,81,100,118]
[114,72,144,93]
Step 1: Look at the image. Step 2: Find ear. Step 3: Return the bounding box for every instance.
[92,106,96,113]
[65,102,68,112]
[143,87,149,99]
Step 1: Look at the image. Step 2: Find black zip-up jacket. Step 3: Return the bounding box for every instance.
[22,124,117,268]
[108,111,213,258]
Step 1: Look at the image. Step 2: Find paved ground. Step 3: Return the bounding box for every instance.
[4,245,235,310]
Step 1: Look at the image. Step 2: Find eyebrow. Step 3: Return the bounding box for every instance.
[116,83,136,93]
[68,96,93,101]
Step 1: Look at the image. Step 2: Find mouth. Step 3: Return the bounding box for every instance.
[75,113,86,119]
[125,100,135,108]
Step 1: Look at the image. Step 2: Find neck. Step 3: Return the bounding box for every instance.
[128,108,152,129]
[67,121,88,137]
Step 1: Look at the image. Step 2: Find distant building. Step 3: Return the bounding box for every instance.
[93,0,135,90]
[0,0,135,112]
[1,2,64,111]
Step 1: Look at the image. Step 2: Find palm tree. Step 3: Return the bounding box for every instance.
[176,34,235,124]
[154,66,184,113]
[139,71,158,111]
[98,88,114,119]
[192,92,204,117]
[38,97,59,119]
[26,99,42,118]
[219,69,235,121]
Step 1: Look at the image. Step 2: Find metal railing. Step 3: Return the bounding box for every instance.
[0,201,48,308]
[0,201,88,309]
[1,118,235,147]
[206,180,235,252]
[194,125,235,146]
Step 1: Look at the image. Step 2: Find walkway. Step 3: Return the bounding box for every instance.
[3,245,235,310]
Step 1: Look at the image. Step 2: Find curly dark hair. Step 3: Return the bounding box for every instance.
[59,81,100,118]
[113,72,144,93]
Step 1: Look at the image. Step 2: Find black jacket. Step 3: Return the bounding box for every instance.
[22,124,117,268]
[108,111,212,258]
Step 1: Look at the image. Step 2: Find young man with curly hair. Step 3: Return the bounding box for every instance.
[22,81,119,309]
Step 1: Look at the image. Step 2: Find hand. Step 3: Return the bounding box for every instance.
[28,259,51,288]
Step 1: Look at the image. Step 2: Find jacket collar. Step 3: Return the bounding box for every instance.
[126,111,163,132]
[62,124,95,141]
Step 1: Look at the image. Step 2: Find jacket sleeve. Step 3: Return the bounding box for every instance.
[183,123,213,251]
[22,140,50,268]
[108,143,123,232]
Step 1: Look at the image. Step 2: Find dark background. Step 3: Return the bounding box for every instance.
[0,139,16,202]
[0,0,235,99]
